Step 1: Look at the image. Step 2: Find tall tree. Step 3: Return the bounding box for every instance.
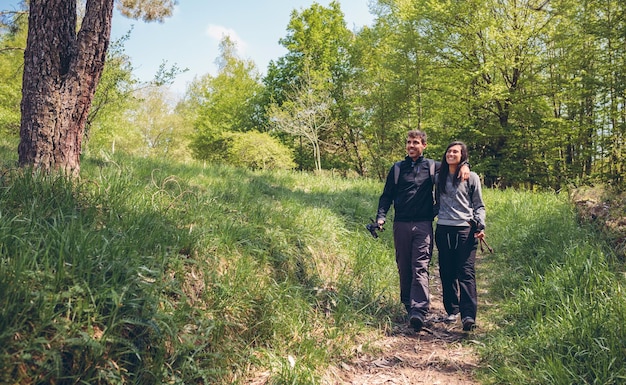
[268,66,334,172]
[263,1,353,171]
[0,8,27,138]
[187,36,264,162]
[355,3,448,179]
[126,87,186,158]
[82,31,138,154]
[17,0,175,176]
[373,0,556,186]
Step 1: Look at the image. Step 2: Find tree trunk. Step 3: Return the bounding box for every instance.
[18,0,114,176]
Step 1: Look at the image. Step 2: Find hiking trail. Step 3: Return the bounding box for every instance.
[246,261,485,385]
[321,270,482,385]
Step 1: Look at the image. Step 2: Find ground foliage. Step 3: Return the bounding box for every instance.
[474,188,626,385]
[571,185,626,260]
[1,145,625,384]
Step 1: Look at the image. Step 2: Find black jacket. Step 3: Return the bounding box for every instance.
[376,156,440,223]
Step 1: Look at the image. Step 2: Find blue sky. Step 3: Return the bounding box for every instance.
[110,1,375,94]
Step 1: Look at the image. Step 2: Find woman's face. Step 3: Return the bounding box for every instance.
[446,145,463,166]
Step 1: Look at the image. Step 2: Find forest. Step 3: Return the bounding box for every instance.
[2,1,626,384]
[1,0,625,187]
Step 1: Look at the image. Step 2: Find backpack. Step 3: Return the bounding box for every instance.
[393,159,436,186]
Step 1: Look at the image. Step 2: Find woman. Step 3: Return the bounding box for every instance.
[434,141,486,331]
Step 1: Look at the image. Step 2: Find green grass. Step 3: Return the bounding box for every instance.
[1,151,398,384]
[1,147,625,384]
[476,189,626,385]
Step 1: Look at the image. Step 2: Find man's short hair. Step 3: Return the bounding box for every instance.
[407,130,427,144]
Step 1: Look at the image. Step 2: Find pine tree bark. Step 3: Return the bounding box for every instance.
[18,0,114,176]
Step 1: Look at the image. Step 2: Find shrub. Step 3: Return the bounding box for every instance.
[217,130,296,170]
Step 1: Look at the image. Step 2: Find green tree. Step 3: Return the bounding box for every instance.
[188,36,264,162]
[263,1,354,171]
[123,87,188,158]
[86,28,187,159]
[370,0,559,187]
[0,8,27,138]
[83,31,139,155]
[268,66,334,172]
[554,0,626,187]
[352,4,444,179]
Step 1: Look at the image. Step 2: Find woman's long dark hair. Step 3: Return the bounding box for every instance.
[437,141,469,194]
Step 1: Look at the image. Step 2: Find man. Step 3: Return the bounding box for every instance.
[375,130,469,332]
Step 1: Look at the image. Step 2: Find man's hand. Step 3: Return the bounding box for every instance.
[459,163,470,181]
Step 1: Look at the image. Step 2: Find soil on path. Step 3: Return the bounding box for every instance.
[245,264,484,385]
[322,271,482,385]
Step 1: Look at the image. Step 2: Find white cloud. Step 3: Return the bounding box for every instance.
[205,24,248,54]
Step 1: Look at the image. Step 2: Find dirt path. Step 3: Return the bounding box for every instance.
[245,265,483,385]
[322,272,481,385]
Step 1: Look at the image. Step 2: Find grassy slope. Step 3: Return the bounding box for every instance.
[1,147,625,384]
[477,189,626,384]
[0,151,400,384]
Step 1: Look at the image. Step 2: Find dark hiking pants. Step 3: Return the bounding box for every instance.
[393,221,433,318]
[435,224,478,320]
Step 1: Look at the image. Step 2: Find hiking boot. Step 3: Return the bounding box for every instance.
[409,313,424,332]
[462,317,476,331]
[443,313,457,323]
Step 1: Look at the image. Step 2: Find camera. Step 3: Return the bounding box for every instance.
[365,219,384,238]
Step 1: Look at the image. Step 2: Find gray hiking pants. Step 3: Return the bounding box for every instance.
[393,221,433,318]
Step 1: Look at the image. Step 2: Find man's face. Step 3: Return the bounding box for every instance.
[406,136,426,160]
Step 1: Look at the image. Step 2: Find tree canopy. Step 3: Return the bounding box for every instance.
[2,0,625,189]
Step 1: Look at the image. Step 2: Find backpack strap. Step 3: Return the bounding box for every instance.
[428,159,435,184]
[467,177,475,200]
[393,161,402,185]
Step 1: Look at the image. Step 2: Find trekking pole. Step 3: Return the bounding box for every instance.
[479,237,494,254]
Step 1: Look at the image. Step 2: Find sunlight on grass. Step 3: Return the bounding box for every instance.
[476,189,626,385]
[1,154,624,384]
[0,155,394,384]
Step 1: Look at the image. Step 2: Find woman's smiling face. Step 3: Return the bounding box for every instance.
[446,144,462,166]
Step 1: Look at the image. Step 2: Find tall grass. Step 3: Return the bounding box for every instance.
[2,145,625,384]
[1,152,399,384]
[477,189,626,384]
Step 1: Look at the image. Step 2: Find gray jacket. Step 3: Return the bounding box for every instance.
[434,172,486,230]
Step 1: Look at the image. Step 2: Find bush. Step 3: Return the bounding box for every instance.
[205,130,296,170]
